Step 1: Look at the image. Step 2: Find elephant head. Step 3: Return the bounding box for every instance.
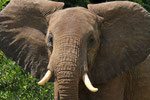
[0,0,150,100]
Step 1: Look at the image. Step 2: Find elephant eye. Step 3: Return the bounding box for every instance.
[48,32,53,50]
[88,35,95,48]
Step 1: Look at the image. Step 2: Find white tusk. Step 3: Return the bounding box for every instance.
[82,73,98,92]
[38,70,52,85]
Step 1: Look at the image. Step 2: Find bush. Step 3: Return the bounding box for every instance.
[0,0,10,10]
[0,51,54,100]
[54,0,91,8]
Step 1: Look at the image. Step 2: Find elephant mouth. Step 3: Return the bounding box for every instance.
[38,70,98,92]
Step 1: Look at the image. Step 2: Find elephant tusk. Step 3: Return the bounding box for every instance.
[38,70,52,85]
[82,73,98,92]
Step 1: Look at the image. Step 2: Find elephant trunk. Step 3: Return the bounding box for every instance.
[53,35,81,100]
[56,61,79,100]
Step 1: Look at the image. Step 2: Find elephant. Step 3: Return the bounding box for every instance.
[0,0,150,100]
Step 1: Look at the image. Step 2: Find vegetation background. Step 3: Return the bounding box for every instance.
[0,0,150,99]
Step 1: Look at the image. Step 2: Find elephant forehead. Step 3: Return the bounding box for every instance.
[49,7,97,35]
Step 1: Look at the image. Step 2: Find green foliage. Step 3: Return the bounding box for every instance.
[0,51,54,100]
[53,0,91,8]
[0,0,10,10]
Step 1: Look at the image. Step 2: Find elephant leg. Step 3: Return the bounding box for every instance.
[79,75,125,100]
[124,55,150,100]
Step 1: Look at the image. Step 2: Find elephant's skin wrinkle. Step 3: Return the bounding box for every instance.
[0,0,150,100]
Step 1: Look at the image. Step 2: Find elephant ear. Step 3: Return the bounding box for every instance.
[0,0,64,79]
[88,1,150,84]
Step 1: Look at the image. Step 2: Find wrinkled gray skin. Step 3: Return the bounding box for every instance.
[0,0,150,100]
